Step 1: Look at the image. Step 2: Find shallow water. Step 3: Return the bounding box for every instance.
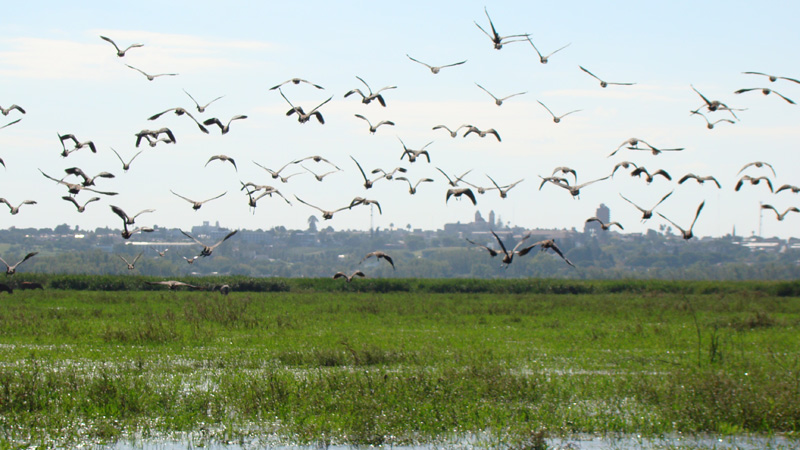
[95,432,799,450]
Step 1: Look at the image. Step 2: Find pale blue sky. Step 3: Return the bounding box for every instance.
[2,1,799,239]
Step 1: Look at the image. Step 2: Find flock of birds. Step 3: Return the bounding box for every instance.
[0,8,798,290]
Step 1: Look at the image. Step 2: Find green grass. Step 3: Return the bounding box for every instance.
[0,280,798,448]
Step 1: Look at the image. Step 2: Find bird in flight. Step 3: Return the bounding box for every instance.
[446,187,477,205]
[475,83,526,106]
[110,205,155,225]
[474,7,529,50]
[62,196,101,213]
[0,104,26,116]
[734,87,795,104]
[181,230,238,257]
[269,78,325,91]
[742,71,800,84]
[586,217,624,231]
[0,198,36,215]
[206,154,237,172]
[540,175,609,198]
[406,54,467,74]
[619,191,674,221]
[517,239,575,267]
[279,89,333,124]
[203,115,248,134]
[0,252,38,275]
[395,176,434,195]
[761,204,800,221]
[738,161,776,177]
[658,201,705,240]
[526,37,570,64]
[171,190,227,210]
[125,64,177,81]
[146,280,202,290]
[333,270,366,282]
[678,174,721,189]
[468,230,532,266]
[462,125,501,142]
[183,89,224,113]
[432,124,470,138]
[117,252,143,270]
[537,100,582,123]
[579,66,635,88]
[354,114,395,134]
[100,35,143,57]
[690,85,744,119]
[344,76,396,107]
[360,251,395,270]
[148,107,209,133]
[735,175,773,193]
[294,196,349,220]
[110,148,144,172]
[690,110,735,129]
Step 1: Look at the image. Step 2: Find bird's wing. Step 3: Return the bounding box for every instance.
[441,60,467,68]
[475,83,498,101]
[201,191,227,204]
[350,156,368,182]
[354,114,370,126]
[293,195,324,212]
[490,230,510,257]
[381,254,395,269]
[310,97,333,113]
[652,190,674,209]
[131,209,155,220]
[656,212,685,235]
[210,230,238,249]
[579,66,601,81]
[466,238,498,256]
[772,90,796,104]
[619,194,646,214]
[39,169,66,185]
[110,205,130,223]
[500,92,527,101]
[575,176,610,189]
[689,201,705,231]
[691,85,713,106]
[61,196,80,207]
[147,109,175,120]
[474,21,493,39]
[170,190,195,204]
[761,204,779,217]
[180,230,206,246]
[546,42,572,57]
[406,54,431,68]
[435,167,455,185]
[537,101,556,118]
[18,252,38,266]
[0,118,21,130]
[117,254,130,265]
[463,188,477,205]
[355,75,371,93]
[99,35,120,52]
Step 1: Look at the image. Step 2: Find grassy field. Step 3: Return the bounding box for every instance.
[0,279,798,448]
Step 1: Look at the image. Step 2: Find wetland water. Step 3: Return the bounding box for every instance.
[97,433,800,449]
[2,287,799,448]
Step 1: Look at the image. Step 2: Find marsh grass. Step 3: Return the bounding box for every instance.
[0,281,798,447]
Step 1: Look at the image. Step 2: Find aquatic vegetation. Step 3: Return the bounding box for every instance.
[0,281,797,447]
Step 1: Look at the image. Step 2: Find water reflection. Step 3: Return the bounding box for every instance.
[98,433,798,450]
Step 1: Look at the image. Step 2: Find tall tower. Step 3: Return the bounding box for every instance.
[488,210,496,228]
